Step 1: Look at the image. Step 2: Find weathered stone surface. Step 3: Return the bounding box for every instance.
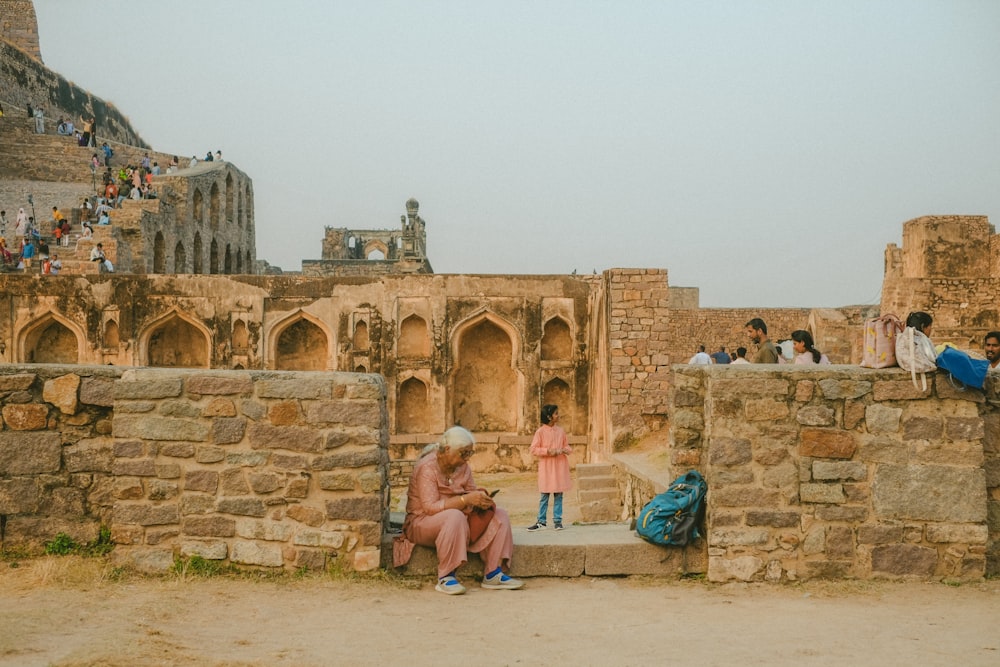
[873,465,986,522]
[802,560,851,579]
[115,440,144,458]
[186,375,254,396]
[43,373,80,415]
[114,415,209,442]
[293,530,345,548]
[230,540,283,567]
[216,497,267,517]
[305,400,381,427]
[855,435,907,464]
[873,380,930,401]
[182,515,236,537]
[147,479,179,501]
[924,524,988,544]
[753,445,789,467]
[248,472,283,494]
[310,449,381,470]
[180,540,228,560]
[185,470,219,493]
[116,401,156,414]
[196,446,226,463]
[286,504,326,527]
[902,416,943,441]
[870,543,937,576]
[708,555,762,582]
[825,525,854,559]
[325,496,381,521]
[113,503,180,526]
[800,483,846,504]
[180,495,215,515]
[674,389,702,407]
[202,397,237,417]
[911,441,983,466]
[745,511,799,528]
[159,400,202,418]
[156,463,181,479]
[145,528,179,545]
[945,417,984,442]
[113,477,145,500]
[225,451,269,466]
[817,378,872,400]
[865,405,902,433]
[358,471,381,494]
[0,432,61,474]
[318,472,355,491]
[353,548,381,572]
[711,487,782,507]
[235,518,294,541]
[671,409,703,430]
[799,429,856,459]
[112,458,156,477]
[815,506,869,522]
[64,438,113,473]
[796,405,835,426]
[159,442,196,458]
[711,378,789,396]
[708,437,752,466]
[114,373,183,399]
[745,398,789,421]
[295,549,328,571]
[272,453,309,469]
[857,523,904,544]
[1,404,48,430]
[268,401,300,425]
[812,461,867,481]
[79,376,114,407]
[256,378,332,400]
[0,373,36,391]
[247,423,322,452]
[0,478,40,513]
[213,417,247,444]
[844,399,866,430]
[345,377,384,400]
[220,468,249,495]
[286,477,310,498]
[795,380,815,402]
[242,400,267,421]
[112,547,175,573]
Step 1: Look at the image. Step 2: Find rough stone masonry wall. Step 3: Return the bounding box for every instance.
[670,365,996,582]
[0,365,389,573]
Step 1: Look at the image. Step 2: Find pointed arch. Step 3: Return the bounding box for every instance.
[193,188,204,225]
[235,249,243,274]
[449,311,523,432]
[224,244,233,274]
[363,239,389,260]
[210,181,221,230]
[153,231,166,274]
[232,319,249,355]
[104,319,121,350]
[193,233,204,274]
[398,314,430,358]
[139,308,211,368]
[542,377,574,434]
[210,238,219,274]
[353,320,369,351]
[18,311,83,364]
[397,376,430,434]
[269,310,333,371]
[174,241,187,273]
[541,316,573,360]
[226,172,235,224]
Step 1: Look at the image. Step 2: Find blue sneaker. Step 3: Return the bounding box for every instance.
[435,575,466,595]
[482,570,524,590]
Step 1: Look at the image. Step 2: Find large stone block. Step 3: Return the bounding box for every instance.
[1,404,48,430]
[924,524,988,544]
[113,503,180,526]
[256,378,332,400]
[64,438,114,473]
[708,437,752,466]
[114,373,183,399]
[325,496,382,521]
[812,461,867,481]
[185,374,253,396]
[212,417,247,444]
[870,543,937,576]
[873,465,986,522]
[0,478,41,513]
[111,547,175,573]
[113,415,209,442]
[796,405,835,426]
[0,432,61,474]
[183,516,236,537]
[873,380,930,401]
[180,540,228,560]
[286,504,326,527]
[817,378,872,400]
[746,510,800,528]
[43,373,80,415]
[230,540,284,567]
[799,429,857,459]
[311,449,381,470]
[745,398,790,421]
[708,555,762,582]
[0,373,36,391]
[79,376,114,407]
[865,405,902,433]
[217,497,267,517]
[305,400,381,427]
[247,423,323,453]
[800,483,846,504]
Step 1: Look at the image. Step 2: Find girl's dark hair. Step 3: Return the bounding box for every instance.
[790,329,822,364]
[906,311,933,333]
[540,404,559,425]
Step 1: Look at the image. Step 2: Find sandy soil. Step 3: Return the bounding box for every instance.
[1,557,998,667]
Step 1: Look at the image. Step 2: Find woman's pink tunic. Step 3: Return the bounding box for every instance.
[530,425,572,493]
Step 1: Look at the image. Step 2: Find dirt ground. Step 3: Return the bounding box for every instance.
[1,558,998,667]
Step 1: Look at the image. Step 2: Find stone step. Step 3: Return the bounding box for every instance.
[578,488,620,504]
[577,475,617,491]
[382,522,706,578]
[575,462,615,478]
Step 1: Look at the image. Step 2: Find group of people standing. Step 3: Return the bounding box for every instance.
[690,319,832,366]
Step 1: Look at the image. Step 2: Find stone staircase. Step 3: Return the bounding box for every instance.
[576,462,623,522]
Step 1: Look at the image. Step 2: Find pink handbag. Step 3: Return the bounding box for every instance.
[860,314,903,368]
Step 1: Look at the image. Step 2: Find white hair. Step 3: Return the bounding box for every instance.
[419,426,475,458]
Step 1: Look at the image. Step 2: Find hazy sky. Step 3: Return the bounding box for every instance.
[31,1,1000,307]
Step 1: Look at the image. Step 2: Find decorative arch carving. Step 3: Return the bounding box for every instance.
[269,310,333,371]
[398,314,429,358]
[139,308,211,368]
[541,316,573,360]
[232,319,249,355]
[18,311,83,363]
[104,319,121,350]
[396,376,430,434]
[353,320,369,351]
[449,311,523,432]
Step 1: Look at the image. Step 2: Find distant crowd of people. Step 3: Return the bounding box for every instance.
[689,318,832,366]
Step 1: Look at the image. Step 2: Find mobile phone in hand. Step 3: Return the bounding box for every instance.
[489,489,500,498]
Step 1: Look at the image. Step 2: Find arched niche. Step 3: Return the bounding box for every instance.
[20,313,81,364]
[232,320,249,355]
[398,314,429,358]
[354,364,367,373]
[210,239,219,274]
[245,250,252,275]
[174,241,187,273]
[542,377,574,434]
[153,232,166,274]
[450,313,521,432]
[224,244,232,274]
[193,233,204,274]
[226,173,235,224]
[141,310,211,368]
[210,182,221,230]
[353,320,369,351]
[104,319,121,350]
[235,250,243,274]
[541,316,573,360]
[363,239,389,260]
[396,376,430,434]
[271,312,331,371]
[193,188,204,224]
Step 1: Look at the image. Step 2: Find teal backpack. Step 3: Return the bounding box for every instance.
[636,470,707,546]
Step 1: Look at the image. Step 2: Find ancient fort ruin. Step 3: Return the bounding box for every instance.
[0,1,997,581]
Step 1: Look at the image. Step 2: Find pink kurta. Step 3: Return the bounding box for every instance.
[400,452,515,578]
[530,424,572,493]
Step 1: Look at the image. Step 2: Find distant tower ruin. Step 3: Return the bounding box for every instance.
[304,198,433,276]
[1,0,43,62]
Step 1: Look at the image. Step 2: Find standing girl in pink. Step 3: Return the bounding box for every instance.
[527,404,572,531]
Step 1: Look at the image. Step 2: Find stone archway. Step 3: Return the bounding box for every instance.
[396,376,430,434]
[153,232,166,274]
[174,242,187,273]
[541,317,573,360]
[272,314,330,371]
[451,315,520,432]
[142,311,210,368]
[20,314,80,364]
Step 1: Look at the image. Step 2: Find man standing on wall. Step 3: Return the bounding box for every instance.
[745,318,779,363]
[985,331,1000,370]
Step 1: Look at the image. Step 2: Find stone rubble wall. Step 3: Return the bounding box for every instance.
[0,365,389,573]
[668,365,997,582]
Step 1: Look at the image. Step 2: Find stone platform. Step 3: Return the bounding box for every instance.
[381,522,707,579]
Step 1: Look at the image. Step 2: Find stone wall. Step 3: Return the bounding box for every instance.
[0,0,40,61]
[668,364,997,582]
[0,365,388,572]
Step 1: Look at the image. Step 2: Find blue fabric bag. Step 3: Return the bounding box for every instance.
[935,346,989,390]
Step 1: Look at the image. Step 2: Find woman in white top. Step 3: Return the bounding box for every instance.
[791,330,830,365]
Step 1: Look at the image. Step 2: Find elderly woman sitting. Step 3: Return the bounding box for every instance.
[396,426,523,595]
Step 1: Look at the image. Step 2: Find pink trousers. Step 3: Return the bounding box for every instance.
[406,507,515,579]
